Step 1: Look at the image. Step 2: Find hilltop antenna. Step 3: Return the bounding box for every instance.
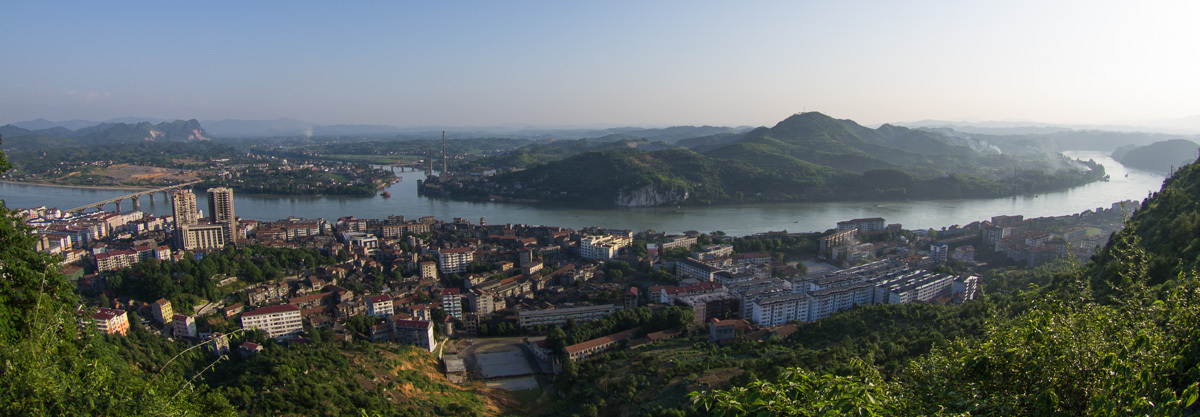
[442,131,447,175]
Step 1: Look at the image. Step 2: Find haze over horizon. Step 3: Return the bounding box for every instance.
[3,1,1198,130]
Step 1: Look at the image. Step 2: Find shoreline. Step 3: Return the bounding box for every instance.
[0,179,157,192]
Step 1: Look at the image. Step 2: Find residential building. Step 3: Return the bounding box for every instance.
[172,314,197,338]
[748,293,811,326]
[931,242,949,263]
[180,223,227,251]
[580,235,631,260]
[691,244,733,261]
[441,289,463,319]
[95,249,138,272]
[623,287,639,310]
[565,328,639,361]
[419,261,438,279]
[240,304,303,338]
[393,319,435,352]
[517,304,616,329]
[151,298,173,325]
[660,235,697,250]
[171,189,199,228]
[675,258,722,282]
[209,332,230,357]
[837,217,885,233]
[438,247,474,275]
[367,294,394,317]
[92,308,129,336]
[207,187,236,239]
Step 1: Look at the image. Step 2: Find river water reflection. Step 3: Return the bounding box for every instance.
[0,151,1164,236]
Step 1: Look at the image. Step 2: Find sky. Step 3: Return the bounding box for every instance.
[3,1,1199,129]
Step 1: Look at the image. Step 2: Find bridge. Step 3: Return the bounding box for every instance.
[65,181,203,214]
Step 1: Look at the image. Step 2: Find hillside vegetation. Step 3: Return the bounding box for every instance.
[435,112,1107,207]
[1112,139,1200,174]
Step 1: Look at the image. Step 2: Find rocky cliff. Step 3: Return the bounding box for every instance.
[614,185,689,207]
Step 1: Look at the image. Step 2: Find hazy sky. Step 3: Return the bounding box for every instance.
[3,1,1198,128]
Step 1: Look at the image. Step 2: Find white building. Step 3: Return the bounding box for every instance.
[438,247,475,274]
[748,293,812,326]
[172,314,197,338]
[392,319,435,352]
[240,304,303,338]
[930,242,949,263]
[517,304,616,329]
[367,294,394,317]
[580,235,632,260]
[441,289,463,319]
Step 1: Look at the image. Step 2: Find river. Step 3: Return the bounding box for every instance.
[0,151,1165,236]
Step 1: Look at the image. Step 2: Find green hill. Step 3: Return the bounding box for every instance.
[435,112,1107,206]
[1112,139,1199,174]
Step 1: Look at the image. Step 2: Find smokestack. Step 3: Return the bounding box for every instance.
[428,148,433,175]
[442,131,447,175]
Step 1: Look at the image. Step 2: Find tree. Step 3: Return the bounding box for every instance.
[0,141,234,415]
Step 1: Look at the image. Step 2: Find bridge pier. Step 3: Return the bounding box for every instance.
[94,204,104,213]
[114,199,122,213]
[131,195,140,210]
[148,193,155,205]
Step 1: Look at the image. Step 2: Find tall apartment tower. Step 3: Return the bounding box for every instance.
[171,189,199,228]
[207,187,236,239]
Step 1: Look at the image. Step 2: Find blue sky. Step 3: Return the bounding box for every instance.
[3,1,1198,128]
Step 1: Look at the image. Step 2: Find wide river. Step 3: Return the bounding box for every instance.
[0,151,1165,236]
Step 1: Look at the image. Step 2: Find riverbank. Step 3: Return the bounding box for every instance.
[0,179,155,192]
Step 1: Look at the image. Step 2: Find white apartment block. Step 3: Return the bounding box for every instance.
[441,289,463,319]
[749,293,812,326]
[580,235,631,260]
[181,223,227,251]
[517,304,616,329]
[392,319,435,352]
[367,294,394,317]
[172,314,197,338]
[241,304,303,338]
[806,282,876,322]
[438,247,475,274]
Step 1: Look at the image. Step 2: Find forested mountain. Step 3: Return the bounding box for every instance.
[1111,139,1200,174]
[434,112,1107,207]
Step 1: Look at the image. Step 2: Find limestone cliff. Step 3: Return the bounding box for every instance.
[614,184,689,207]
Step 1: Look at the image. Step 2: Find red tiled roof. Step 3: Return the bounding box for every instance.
[566,328,639,355]
[393,319,432,329]
[241,304,300,317]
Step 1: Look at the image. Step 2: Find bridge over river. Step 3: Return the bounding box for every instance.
[65,181,202,214]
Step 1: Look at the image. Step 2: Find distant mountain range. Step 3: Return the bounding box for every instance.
[0,119,209,152]
[4,117,755,139]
